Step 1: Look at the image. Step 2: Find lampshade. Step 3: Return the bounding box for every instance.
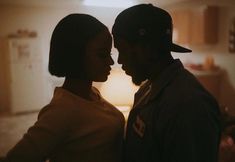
[99,68,138,115]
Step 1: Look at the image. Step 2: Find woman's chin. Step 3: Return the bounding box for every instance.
[94,76,108,82]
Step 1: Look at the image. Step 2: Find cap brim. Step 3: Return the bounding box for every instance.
[171,43,192,53]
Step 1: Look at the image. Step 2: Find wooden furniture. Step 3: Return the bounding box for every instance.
[170,6,219,45]
[188,69,222,101]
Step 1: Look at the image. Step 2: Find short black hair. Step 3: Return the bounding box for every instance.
[49,14,108,78]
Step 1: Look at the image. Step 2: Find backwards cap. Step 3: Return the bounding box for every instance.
[112,4,192,53]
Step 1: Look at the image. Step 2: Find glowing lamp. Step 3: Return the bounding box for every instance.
[99,68,138,119]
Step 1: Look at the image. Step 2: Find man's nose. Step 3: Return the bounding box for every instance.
[108,55,114,65]
[117,54,123,65]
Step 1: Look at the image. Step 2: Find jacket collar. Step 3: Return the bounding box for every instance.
[133,59,184,109]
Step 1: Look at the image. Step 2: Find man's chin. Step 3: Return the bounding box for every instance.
[124,70,131,76]
[132,76,146,86]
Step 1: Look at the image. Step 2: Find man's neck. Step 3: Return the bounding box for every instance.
[148,55,174,81]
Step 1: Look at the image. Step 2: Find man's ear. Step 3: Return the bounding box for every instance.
[130,43,154,64]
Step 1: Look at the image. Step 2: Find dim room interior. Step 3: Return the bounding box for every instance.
[0,0,235,159]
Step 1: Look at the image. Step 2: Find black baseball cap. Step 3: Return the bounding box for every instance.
[112,4,192,53]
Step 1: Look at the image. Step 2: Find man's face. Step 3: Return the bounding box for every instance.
[114,38,148,85]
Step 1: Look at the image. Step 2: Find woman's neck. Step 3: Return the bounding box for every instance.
[62,78,93,100]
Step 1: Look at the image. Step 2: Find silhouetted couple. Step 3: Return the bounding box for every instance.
[0,4,221,162]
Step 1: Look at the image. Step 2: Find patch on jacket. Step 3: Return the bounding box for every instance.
[133,115,146,138]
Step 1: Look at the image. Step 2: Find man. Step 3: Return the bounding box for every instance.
[112,4,221,162]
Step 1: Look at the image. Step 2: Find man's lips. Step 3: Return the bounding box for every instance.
[122,66,130,75]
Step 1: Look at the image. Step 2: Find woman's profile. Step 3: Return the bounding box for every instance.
[1,14,125,162]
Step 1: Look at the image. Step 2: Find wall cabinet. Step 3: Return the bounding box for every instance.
[170,6,218,45]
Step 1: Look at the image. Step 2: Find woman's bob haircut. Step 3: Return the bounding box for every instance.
[49,14,108,78]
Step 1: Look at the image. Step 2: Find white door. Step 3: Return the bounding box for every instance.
[8,38,46,113]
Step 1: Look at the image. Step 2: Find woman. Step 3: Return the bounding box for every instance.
[1,14,125,162]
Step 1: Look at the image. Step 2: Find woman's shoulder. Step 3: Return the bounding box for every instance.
[37,103,68,119]
[37,97,80,121]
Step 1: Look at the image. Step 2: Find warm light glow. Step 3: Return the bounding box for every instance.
[116,106,132,120]
[99,68,138,120]
[100,68,138,107]
[83,0,135,8]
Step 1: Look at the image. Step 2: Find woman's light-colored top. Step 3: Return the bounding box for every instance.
[5,87,125,162]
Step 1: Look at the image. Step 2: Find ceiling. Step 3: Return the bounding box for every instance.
[0,0,234,7]
[0,0,192,7]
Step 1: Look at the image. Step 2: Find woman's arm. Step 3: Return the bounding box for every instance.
[2,106,70,162]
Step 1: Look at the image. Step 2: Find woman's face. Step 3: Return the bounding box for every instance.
[84,29,114,82]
